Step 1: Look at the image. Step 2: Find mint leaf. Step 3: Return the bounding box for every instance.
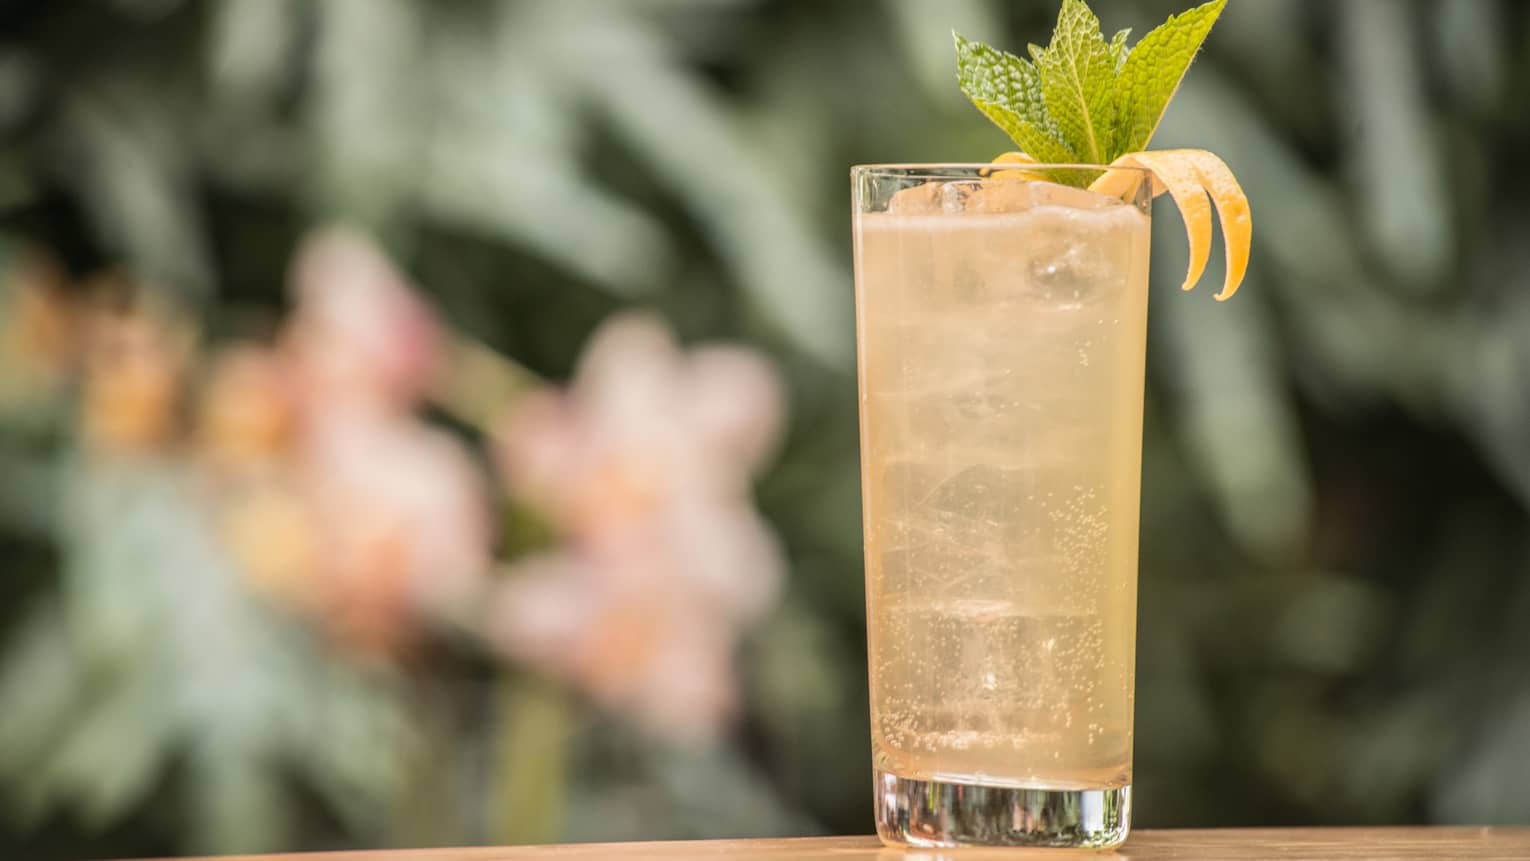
[1114,0,1227,154]
[954,33,1077,165]
[1109,28,1132,72]
[1029,0,1117,164]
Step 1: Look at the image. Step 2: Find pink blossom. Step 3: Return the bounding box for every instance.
[302,405,494,633]
[197,344,298,469]
[80,307,186,454]
[208,227,494,654]
[0,252,78,377]
[283,227,442,410]
[490,313,786,740]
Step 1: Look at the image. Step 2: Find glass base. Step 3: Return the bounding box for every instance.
[874,769,1131,849]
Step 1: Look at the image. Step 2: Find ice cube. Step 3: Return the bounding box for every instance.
[939,180,982,213]
[1027,180,1124,211]
[886,181,944,215]
[1028,243,1097,308]
[1020,207,1141,308]
[965,179,1035,214]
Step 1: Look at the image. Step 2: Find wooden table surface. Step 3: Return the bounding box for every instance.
[173,827,1530,860]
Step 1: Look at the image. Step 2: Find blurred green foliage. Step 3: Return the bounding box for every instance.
[1,0,1530,858]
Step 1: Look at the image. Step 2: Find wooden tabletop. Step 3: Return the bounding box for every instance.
[173,827,1530,860]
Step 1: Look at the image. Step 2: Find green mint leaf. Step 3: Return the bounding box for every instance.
[1029,0,1117,164]
[1109,28,1132,72]
[954,32,1077,165]
[953,0,1226,176]
[1114,0,1227,155]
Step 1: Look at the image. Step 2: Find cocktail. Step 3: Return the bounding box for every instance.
[854,165,1150,847]
[851,0,1252,849]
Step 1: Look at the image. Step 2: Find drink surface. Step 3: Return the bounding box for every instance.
[854,180,1150,791]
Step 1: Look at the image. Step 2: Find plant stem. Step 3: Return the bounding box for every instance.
[489,674,571,845]
[434,334,543,433]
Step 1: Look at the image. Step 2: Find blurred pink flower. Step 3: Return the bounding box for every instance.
[0,252,79,376]
[81,304,188,454]
[197,344,298,469]
[283,227,443,410]
[490,313,786,740]
[207,227,493,654]
[302,405,494,647]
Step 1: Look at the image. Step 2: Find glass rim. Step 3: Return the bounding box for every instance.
[851,162,1152,178]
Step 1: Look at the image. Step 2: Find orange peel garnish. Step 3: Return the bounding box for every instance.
[987,149,1251,301]
[1091,149,1251,301]
[982,151,1052,183]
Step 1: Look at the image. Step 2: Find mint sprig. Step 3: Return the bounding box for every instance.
[956,0,1226,170]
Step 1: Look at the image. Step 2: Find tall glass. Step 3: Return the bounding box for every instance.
[851,165,1153,849]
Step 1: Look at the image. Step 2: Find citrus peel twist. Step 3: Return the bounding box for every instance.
[991,149,1252,301]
